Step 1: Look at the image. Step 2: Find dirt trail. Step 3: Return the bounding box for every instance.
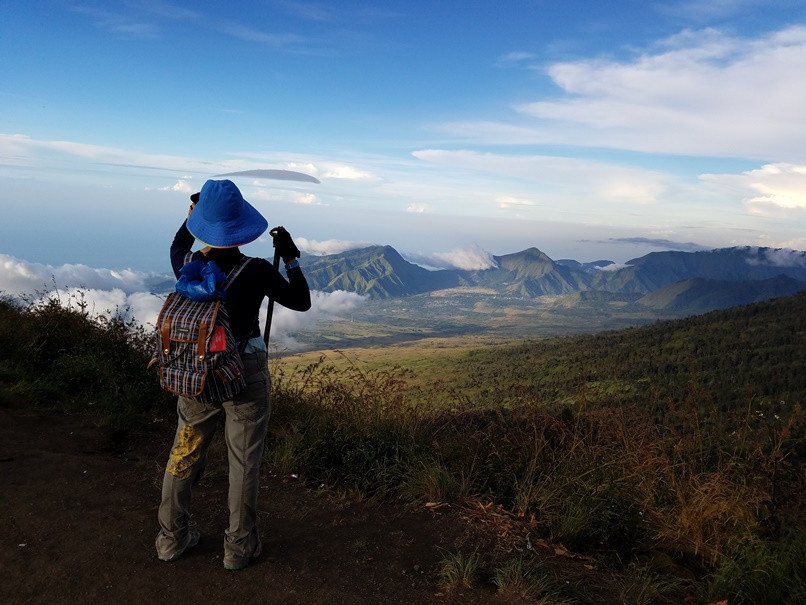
[0,409,509,604]
[0,408,649,604]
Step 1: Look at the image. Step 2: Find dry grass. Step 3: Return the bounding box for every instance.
[266,349,804,602]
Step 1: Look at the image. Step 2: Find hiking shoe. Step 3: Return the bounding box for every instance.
[223,541,263,571]
[158,529,200,562]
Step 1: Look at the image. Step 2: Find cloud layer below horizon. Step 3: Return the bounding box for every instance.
[0,253,366,351]
[4,237,806,352]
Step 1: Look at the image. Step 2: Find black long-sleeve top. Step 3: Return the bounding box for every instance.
[170,221,311,343]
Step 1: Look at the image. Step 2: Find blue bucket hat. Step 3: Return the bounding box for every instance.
[186,179,268,248]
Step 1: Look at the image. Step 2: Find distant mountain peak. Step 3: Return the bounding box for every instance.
[495,247,555,279]
[299,243,806,307]
[499,246,550,259]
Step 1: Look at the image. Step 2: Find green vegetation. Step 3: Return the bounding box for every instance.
[272,292,806,602]
[0,293,173,428]
[492,558,574,601]
[286,290,806,414]
[615,563,682,605]
[706,529,806,605]
[438,550,481,590]
[286,288,664,350]
[2,288,804,603]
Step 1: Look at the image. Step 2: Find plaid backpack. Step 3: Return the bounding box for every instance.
[148,256,252,403]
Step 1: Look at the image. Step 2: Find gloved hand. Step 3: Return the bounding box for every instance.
[188,192,200,217]
[270,226,301,263]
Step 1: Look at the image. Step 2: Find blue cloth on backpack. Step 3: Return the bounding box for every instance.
[175,260,227,301]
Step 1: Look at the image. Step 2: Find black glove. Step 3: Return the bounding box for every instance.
[187,192,201,218]
[270,226,301,263]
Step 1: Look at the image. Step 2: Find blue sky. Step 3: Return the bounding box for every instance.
[3,0,806,275]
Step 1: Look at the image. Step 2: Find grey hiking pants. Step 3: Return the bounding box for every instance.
[155,351,271,562]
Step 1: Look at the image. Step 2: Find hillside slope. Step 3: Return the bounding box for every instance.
[302,245,457,297]
[301,245,806,316]
[449,290,806,413]
[637,274,806,312]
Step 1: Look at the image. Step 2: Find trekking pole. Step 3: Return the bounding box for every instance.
[263,232,282,348]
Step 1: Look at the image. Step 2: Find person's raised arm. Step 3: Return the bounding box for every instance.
[267,227,310,311]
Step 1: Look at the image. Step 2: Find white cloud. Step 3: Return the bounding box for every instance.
[0,254,171,326]
[0,252,367,351]
[31,287,165,327]
[293,192,319,205]
[497,195,536,209]
[0,133,198,170]
[323,165,375,180]
[528,27,806,158]
[661,0,774,22]
[71,3,198,36]
[432,245,498,271]
[268,290,367,350]
[216,159,376,187]
[220,23,308,47]
[743,165,806,210]
[413,149,673,205]
[126,291,167,326]
[498,51,536,64]
[428,121,555,145]
[0,135,362,198]
[406,203,427,213]
[595,263,629,272]
[0,254,156,297]
[775,237,806,251]
[744,247,806,268]
[296,238,372,255]
[762,248,806,267]
[311,289,366,315]
[69,5,161,38]
[436,26,806,160]
[701,163,806,211]
[159,179,194,193]
[283,161,320,176]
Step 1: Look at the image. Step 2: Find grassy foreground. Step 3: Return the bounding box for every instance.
[272,293,805,603]
[1,290,804,603]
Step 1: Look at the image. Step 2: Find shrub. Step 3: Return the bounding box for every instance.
[438,550,481,590]
[0,292,173,427]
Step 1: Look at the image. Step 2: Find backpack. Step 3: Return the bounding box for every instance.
[148,256,252,403]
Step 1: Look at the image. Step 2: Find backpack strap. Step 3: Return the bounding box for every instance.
[222,256,254,355]
[222,256,253,291]
[160,314,172,354]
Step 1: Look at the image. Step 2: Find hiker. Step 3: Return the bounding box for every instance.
[155,178,311,569]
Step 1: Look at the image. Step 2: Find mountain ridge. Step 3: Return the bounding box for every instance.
[300,244,806,315]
